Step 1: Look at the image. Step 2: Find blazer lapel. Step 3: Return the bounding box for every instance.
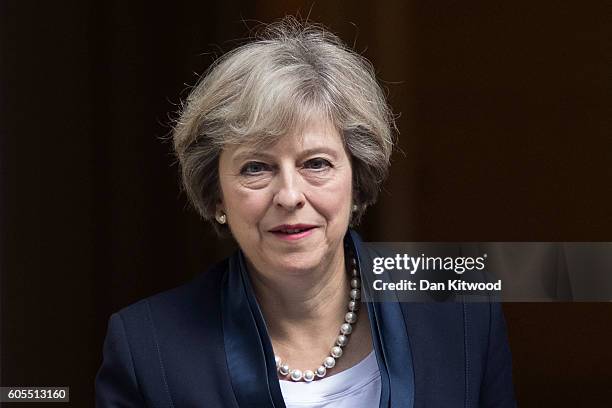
[221,251,286,408]
[349,230,416,408]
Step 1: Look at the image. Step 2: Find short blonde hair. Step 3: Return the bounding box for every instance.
[173,17,395,232]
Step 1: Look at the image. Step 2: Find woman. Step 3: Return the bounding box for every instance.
[96,18,516,407]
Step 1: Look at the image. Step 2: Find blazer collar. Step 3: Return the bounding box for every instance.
[221,229,415,408]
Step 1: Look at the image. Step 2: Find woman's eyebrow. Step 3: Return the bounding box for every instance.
[232,150,274,164]
[232,146,340,164]
[299,147,340,159]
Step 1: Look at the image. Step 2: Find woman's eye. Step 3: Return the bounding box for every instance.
[304,158,332,170]
[240,161,269,175]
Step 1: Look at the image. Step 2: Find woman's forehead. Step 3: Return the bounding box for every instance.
[228,119,343,157]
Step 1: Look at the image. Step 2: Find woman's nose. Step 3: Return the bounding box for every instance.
[272,169,305,211]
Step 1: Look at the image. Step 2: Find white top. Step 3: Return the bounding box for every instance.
[279,351,381,407]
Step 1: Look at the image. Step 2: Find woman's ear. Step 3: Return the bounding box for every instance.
[215,200,227,225]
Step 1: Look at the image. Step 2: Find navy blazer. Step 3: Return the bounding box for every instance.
[96,230,516,407]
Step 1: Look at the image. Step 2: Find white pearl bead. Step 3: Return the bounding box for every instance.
[350,288,361,300]
[279,364,290,375]
[316,366,327,377]
[336,334,348,347]
[331,346,343,358]
[290,369,303,381]
[345,312,357,324]
[340,323,352,335]
[348,300,359,311]
[351,278,361,289]
[351,268,358,277]
[351,258,357,266]
[274,355,281,368]
[323,356,336,368]
[303,370,315,382]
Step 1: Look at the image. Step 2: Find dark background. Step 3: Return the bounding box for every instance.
[1,0,610,406]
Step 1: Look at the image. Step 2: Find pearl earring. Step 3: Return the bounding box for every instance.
[215,212,226,224]
[352,204,359,212]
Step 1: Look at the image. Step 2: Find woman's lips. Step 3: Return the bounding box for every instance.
[269,226,317,241]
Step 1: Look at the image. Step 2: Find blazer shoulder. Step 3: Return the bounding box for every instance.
[114,258,229,331]
[97,259,233,408]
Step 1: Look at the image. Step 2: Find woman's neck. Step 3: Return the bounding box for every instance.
[249,247,347,327]
[246,246,351,364]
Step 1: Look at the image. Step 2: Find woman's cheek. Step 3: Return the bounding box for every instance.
[232,188,271,216]
[238,174,272,190]
[310,183,352,216]
[315,168,352,195]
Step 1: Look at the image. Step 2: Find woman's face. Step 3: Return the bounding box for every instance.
[217,117,353,277]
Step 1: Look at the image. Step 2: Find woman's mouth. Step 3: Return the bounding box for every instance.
[269,224,317,240]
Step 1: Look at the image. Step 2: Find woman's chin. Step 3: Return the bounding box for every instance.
[272,261,319,275]
[265,254,326,276]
